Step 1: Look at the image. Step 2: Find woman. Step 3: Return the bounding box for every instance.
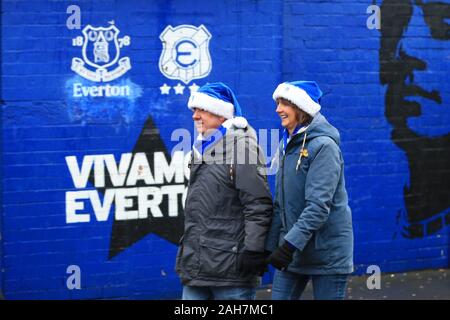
[266,81,353,300]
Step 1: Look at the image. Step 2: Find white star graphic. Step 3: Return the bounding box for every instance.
[189,83,200,93]
[174,83,185,95]
[160,83,171,95]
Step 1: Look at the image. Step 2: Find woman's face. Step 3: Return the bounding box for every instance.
[276,98,300,133]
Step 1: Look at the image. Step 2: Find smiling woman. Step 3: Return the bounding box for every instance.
[266,81,353,300]
[276,98,312,135]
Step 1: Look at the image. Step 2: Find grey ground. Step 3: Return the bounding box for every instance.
[0,268,447,300]
[256,268,450,300]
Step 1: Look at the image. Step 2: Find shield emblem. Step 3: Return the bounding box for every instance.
[159,25,212,84]
[82,25,120,69]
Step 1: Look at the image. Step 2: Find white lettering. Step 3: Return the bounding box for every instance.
[66,190,92,223]
[138,186,163,218]
[126,153,155,185]
[154,151,184,184]
[161,185,185,216]
[73,83,83,97]
[93,155,105,187]
[65,152,189,224]
[104,153,132,187]
[65,155,95,189]
[91,188,115,221]
[115,187,139,220]
[72,83,131,98]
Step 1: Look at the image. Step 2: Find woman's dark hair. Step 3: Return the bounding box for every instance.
[277,97,312,125]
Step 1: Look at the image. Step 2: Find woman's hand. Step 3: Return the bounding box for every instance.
[267,242,295,271]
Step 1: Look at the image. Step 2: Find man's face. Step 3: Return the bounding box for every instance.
[192,108,225,135]
[381,0,450,136]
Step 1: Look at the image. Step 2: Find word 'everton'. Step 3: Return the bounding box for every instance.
[72,83,131,97]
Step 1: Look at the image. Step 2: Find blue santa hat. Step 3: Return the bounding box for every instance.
[272,81,322,116]
[188,82,242,120]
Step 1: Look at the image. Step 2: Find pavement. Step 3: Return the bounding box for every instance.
[256,268,450,300]
[0,268,447,300]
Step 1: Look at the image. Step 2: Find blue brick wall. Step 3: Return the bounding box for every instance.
[0,0,4,297]
[1,0,449,299]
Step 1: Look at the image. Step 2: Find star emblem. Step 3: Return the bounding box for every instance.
[174,83,185,95]
[189,83,199,93]
[160,83,171,95]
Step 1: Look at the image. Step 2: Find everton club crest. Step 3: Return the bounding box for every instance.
[159,25,212,93]
[71,23,131,82]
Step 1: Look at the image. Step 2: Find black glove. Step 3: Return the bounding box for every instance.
[237,250,270,276]
[268,242,295,271]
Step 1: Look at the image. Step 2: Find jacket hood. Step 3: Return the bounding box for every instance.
[302,113,340,146]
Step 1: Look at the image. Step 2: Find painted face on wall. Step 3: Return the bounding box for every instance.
[380,0,450,238]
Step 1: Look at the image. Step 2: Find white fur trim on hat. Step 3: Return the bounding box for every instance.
[223,116,248,129]
[188,92,234,119]
[272,83,321,116]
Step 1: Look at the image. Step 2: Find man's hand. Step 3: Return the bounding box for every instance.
[237,251,270,276]
[267,242,295,271]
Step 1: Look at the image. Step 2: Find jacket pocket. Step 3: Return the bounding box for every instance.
[198,235,239,278]
[305,227,336,265]
[176,235,199,276]
[314,228,327,250]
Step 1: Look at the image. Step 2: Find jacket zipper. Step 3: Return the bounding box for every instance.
[280,131,307,231]
[281,152,287,230]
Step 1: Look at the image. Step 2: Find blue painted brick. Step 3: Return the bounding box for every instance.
[1,0,449,299]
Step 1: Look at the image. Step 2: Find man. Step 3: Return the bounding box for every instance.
[175,82,273,300]
[380,0,450,238]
